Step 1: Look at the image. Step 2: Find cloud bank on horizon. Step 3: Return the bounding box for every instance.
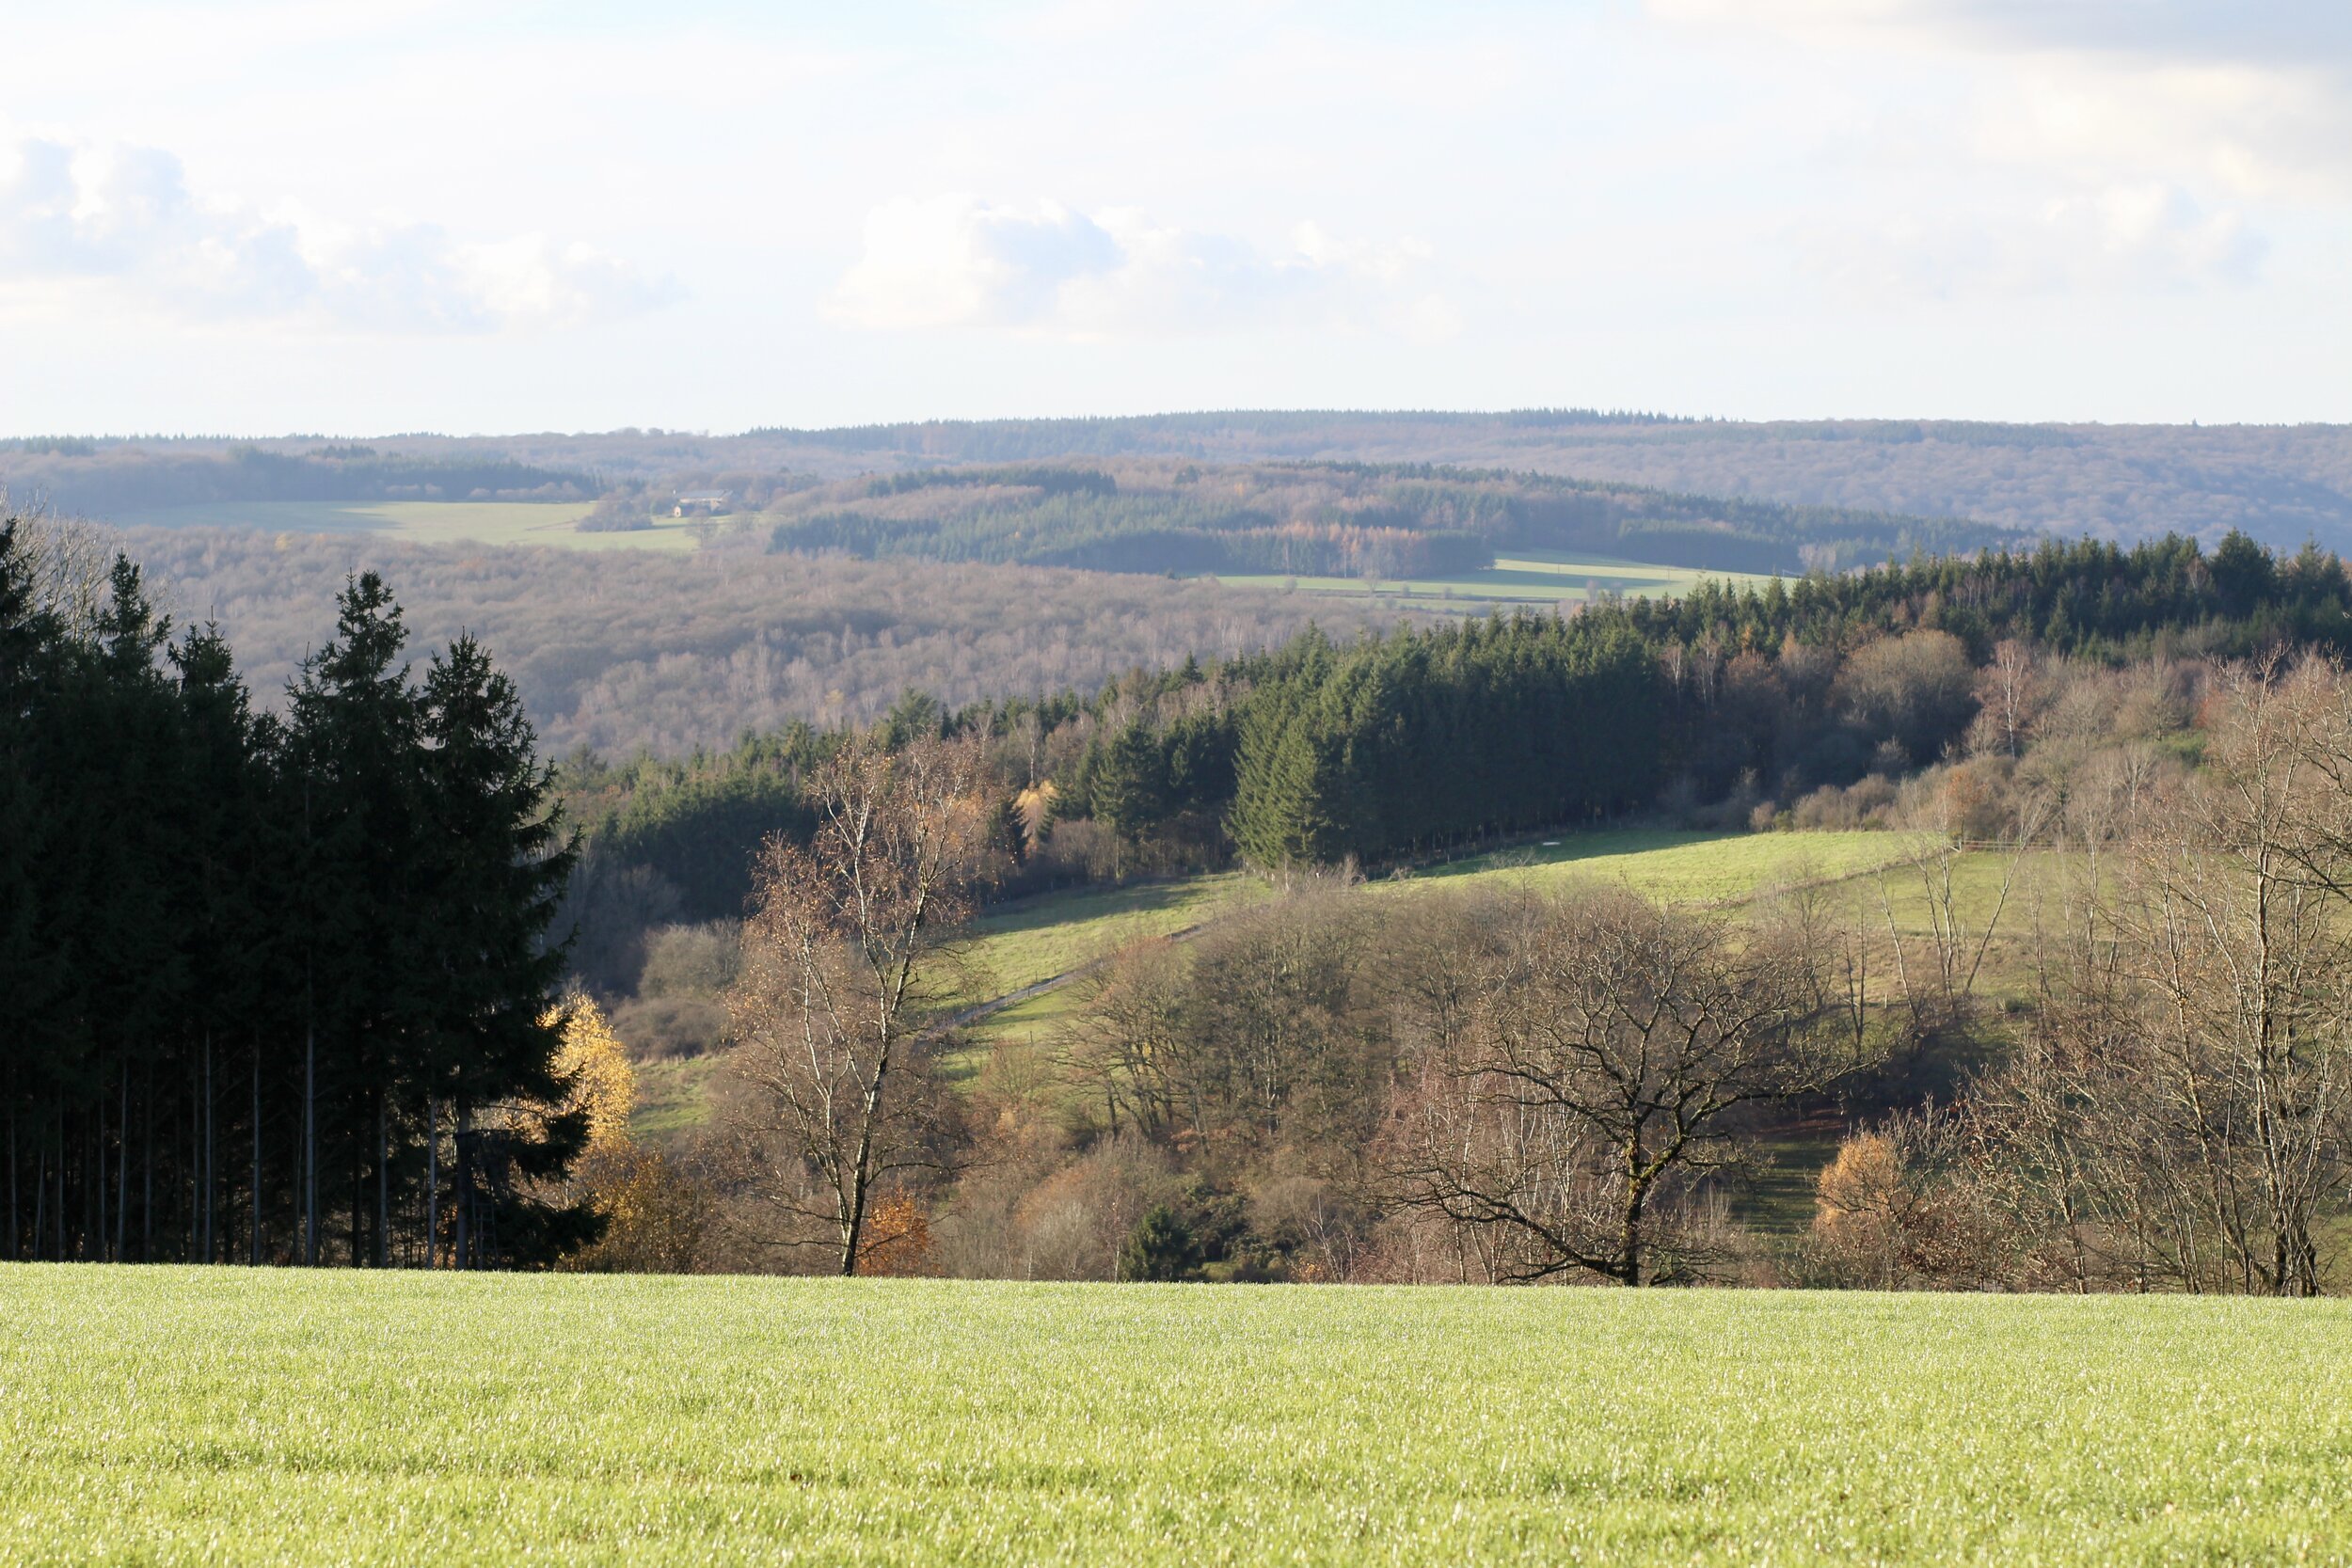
[0,0,2343,432]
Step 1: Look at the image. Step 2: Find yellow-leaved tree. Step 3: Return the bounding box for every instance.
[548,993,711,1273]
[550,994,636,1149]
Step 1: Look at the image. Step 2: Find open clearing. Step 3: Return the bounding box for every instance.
[107,499,707,551]
[1393,826,1928,906]
[1214,549,1780,610]
[639,828,2015,1139]
[961,872,1265,999]
[5,1267,2347,1565]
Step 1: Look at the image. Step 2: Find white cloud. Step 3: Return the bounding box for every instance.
[1656,0,2352,198]
[1650,0,2351,66]
[1814,181,2265,297]
[827,194,1453,340]
[0,136,679,333]
[827,197,1120,330]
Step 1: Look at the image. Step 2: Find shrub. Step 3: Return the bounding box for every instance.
[638,921,742,999]
[1119,1205,1200,1282]
[612,996,730,1060]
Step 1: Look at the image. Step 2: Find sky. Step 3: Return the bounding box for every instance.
[2,0,2346,434]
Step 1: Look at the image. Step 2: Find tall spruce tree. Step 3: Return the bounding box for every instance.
[0,520,60,1259]
[419,632,595,1268]
[289,573,428,1265]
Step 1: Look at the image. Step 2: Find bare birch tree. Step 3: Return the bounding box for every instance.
[721,735,991,1274]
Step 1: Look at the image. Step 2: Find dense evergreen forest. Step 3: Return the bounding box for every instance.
[1,519,593,1267]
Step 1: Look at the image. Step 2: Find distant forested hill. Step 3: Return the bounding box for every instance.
[119,526,1406,757]
[0,438,593,513]
[742,414,2352,551]
[757,459,2003,576]
[14,413,2349,552]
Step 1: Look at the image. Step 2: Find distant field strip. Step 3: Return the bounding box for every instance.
[107,499,704,551]
[1214,550,1780,610]
[6,1268,2350,1565]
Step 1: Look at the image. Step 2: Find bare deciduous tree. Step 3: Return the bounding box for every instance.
[1388,890,1865,1286]
[721,735,991,1274]
[1054,937,1195,1142]
[1871,656,2352,1296]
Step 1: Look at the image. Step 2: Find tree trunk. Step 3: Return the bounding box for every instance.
[836,1055,893,1277]
[96,1092,110,1262]
[250,1043,263,1267]
[453,1100,471,1271]
[116,1076,128,1262]
[375,1094,388,1268]
[303,1018,316,1267]
[144,1062,155,1262]
[203,1036,215,1264]
[425,1096,438,1270]
[1617,1148,1647,1288]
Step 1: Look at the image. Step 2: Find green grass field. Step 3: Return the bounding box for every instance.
[7,1267,2348,1565]
[1393,827,1930,907]
[960,872,1264,999]
[1215,550,1780,610]
[960,832,1928,1017]
[109,499,707,551]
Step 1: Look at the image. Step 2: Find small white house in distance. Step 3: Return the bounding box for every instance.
[674,490,732,516]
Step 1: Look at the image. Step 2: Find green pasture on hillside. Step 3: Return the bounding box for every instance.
[109,499,707,551]
[1214,549,1780,610]
[1395,827,1929,907]
[961,831,1931,1018]
[6,1267,2348,1565]
[961,872,1264,1000]
[645,828,2033,1137]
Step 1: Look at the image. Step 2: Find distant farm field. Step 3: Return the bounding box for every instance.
[107,499,706,550]
[1214,549,1780,610]
[6,1267,2349,1565]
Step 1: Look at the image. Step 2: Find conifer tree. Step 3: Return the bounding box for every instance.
[419,632,592,1267]
[289,573,427,1264]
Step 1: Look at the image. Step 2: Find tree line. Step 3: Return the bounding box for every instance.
[2,515,593,1268]
[4,444,594,514]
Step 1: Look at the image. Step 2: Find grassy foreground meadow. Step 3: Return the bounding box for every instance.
[7,1268,2349,1565]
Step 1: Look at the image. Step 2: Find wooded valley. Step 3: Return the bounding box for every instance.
[24,485,2352,1297]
